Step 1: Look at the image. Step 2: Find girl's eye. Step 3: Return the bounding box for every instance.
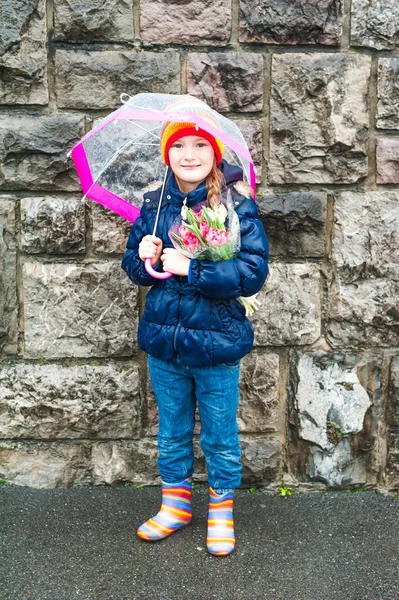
[172,143,183,148]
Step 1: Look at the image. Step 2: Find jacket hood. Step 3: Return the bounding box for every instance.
[218,159,244,186]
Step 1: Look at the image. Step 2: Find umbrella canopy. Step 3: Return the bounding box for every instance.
[69,93,256,224]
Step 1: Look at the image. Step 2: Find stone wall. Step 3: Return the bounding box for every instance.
[0,0,398,491]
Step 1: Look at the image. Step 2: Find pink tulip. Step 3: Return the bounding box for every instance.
[178,225,200,252]
[199,220,210,237]
[205,228,230,247]
[192,209,203,221]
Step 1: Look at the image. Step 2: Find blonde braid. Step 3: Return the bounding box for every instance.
[206,158,226,208]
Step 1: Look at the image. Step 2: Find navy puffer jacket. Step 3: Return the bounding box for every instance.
[121,160,269,367]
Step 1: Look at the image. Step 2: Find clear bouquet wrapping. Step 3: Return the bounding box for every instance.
[168,190,260,316]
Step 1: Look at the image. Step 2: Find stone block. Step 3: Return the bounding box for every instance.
[55,50,180,110]
[0,0,48,105]
[234,119,263,183]
[91,439,159,485]
[376,137,399,184]
[0,438,160,487]
[188,53,264,113]
[21,197,86,255]
[140,0,231,45]
[0,114,85,191]
[0,440,91,488]
[387,357,399,428]
[91,203,132,255]
[237,352,280,433]
[351,0,399,50]
[0,361,142,439]
[240,438,281,484]
[377,58,399,130]
[23,261,138,358]
[327,191,399,348]
[270,53,370,184]
[288,351,381,487]
[250,262,321,346]
[239,0,342,45]
[386,431,399,489]
[257,191,327,258]
[0,200,17,354]
[53,0,134,42]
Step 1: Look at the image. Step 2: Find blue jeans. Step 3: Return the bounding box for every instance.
[148,355,242,491]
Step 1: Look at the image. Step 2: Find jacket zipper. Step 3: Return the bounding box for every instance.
[173,293,183,353]
[173,197,187,355]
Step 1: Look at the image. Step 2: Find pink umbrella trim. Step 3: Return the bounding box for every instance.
[71,144,140,223]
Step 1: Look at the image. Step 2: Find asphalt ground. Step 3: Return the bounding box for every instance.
[0,485,398,600]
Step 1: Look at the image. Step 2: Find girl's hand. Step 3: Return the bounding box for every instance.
[161,248,190,276]
[139,235,163,267]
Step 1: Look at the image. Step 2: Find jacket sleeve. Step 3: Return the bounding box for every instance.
[187,197,269,299]
[121,203,164,287]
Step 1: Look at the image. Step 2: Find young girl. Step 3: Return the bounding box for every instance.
[121,107,269,557]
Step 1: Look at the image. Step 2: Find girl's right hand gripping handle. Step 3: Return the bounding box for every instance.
[145,258,173,280]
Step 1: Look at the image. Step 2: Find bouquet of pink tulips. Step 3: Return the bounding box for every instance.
[168,191,260,316]
[169,191,240,261]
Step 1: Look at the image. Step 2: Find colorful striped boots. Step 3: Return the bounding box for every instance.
[136,477,192,541]
[206,487,236,556]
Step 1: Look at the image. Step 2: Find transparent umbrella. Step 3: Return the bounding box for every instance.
[69,92,256,279]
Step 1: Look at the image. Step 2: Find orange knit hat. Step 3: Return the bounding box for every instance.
[159,97,224,166]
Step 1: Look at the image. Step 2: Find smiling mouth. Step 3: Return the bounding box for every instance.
[182,165,201,168]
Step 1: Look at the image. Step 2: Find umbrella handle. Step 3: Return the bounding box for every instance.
[145,258,173,280]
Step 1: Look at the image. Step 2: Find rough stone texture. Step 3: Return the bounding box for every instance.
[20,197,86,255]
[53,0,134,42]
[386,432,399,488]
[239,0,342,45]
[386,357,399,488]
[0,362,141,439]
[0,200,18,354]
[0,439,159,487]
[351,0,399,50]
[234,119,263,183]
[91,440,159,485]
[23,261,138,358]
[140,0,231,45]
[327,191,399,349]
[288,352,381,487]
[55,50,180,110]
[250,263,321,346]
[148,351,280,436]
[240,438,281,485]
[257,192,327,258]
[187,53,264,113]
[0,0,48,105]
[91,204,132,255]
[0,114,85,191]
[269,53,370,184]
[237,352,280,433]
[377,58,399,130]
[0,440,91,488]
[376,137,399,184]
[387,357,399,428]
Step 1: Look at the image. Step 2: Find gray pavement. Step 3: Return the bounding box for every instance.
[0,485,399,600]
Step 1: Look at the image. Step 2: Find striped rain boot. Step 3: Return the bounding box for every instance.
[136,476,192,541]
[206,487,235,556]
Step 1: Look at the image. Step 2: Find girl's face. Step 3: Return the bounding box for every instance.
[168,136,215,191]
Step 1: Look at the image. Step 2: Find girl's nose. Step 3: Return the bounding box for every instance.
[184,146,195,159]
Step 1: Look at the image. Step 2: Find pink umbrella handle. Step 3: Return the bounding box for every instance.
[145,258,173,279]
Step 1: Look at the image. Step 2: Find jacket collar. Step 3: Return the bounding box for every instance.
[167,172,208,208]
